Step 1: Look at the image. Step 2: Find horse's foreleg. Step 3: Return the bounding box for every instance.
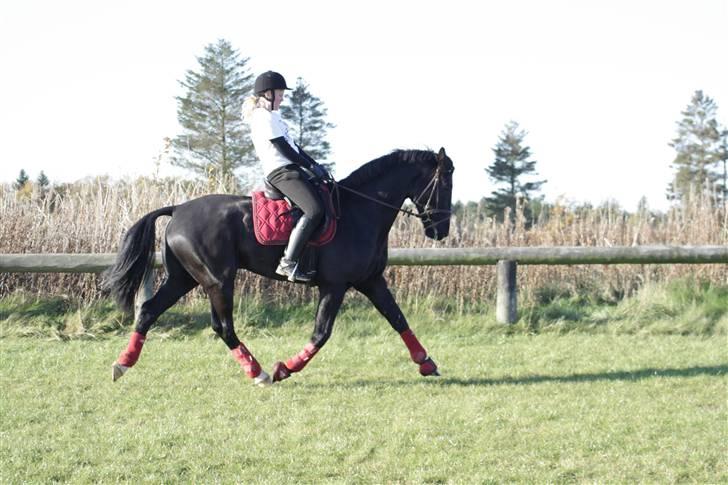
[272,284,346,382]
[208,280,270,386]
[355,276,439,376]
[113,276,196,381]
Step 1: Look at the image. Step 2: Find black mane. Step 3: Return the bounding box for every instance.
[339,149,437,188]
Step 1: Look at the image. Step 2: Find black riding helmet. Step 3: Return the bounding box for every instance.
[254,71,292,95]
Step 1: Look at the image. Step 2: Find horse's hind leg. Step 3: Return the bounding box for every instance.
[112,256,197,381]
[354,275,439,376]
[271,284,347,382]
[207,277,270,386]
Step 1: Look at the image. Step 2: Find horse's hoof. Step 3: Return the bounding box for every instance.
[419,357,440,377]
[272,361,291,382]
[254,370,272,387]
[112,362,129,382]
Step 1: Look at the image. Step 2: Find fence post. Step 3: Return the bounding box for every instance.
[134,269,155,322]
[496,260,517,324]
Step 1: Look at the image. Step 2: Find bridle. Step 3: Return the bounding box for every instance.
[331,161,452,231]
[411,163,452,230]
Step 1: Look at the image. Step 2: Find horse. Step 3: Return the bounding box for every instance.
[103,147,454,385]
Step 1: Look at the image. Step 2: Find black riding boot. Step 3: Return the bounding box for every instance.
[276,215,317,282]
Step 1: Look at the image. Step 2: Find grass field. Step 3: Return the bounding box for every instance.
[1,284,726,483]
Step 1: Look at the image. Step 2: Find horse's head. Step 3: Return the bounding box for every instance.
[411,147,454,240]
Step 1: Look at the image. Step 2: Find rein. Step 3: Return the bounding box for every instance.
[333,182,423,218]
[330,164,451,226]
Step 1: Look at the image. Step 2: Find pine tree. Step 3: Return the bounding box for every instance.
[280,77,336,172]
[14,169,29,190]
[37,171,49,189]
[36,171,50,199]
[717,128,728,204]
[667,90,723,203]
[484,121,546,223]
[172,39,254,190]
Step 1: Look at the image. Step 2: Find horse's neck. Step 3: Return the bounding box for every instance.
[345,165,412,232]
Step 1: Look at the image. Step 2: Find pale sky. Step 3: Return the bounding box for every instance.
[1,0,726,211]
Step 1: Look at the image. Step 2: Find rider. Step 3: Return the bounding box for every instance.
[244,70,328,283]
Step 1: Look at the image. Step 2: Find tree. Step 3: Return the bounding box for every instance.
[484,121,546,223]
[717,128,728,204]
[14,169,29,190]
[667,90,723,203]
[172,39,254,190]
[37,171,49,189]
[36,171,50,199]
[280,77,336,172]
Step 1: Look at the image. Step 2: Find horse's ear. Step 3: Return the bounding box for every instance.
[437,147,447,162]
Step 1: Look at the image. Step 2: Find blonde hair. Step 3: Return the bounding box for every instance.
[242,95,272,120]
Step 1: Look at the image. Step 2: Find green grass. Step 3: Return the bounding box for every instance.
[1,279,727,340]
[1,282,727,482]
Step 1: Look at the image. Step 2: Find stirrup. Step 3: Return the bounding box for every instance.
[276,260,315,283]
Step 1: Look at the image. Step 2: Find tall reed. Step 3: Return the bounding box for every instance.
[1,179,725,311]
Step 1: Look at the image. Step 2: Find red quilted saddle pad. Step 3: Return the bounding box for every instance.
[251,187,336,246]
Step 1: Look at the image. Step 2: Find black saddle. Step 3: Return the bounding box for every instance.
[262,178,335,220]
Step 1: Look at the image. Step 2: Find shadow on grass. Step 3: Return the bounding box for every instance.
[439,365,728,387]
[152,303,318,336]
[151,308,210,335]
[0,296,320,338]
[0,297,72,322]
[293,365,728,390]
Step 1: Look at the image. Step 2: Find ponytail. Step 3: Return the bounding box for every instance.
[242,95,273,120]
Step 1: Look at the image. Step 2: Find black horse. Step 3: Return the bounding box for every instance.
[104,148,454,385]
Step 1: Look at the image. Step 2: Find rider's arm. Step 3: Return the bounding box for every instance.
[270,137,315,170]
[296,144,330,179]
[270,138,327,179]
[295,144,317,166]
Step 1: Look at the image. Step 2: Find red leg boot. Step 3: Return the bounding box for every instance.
[112,331,146,382]
[400,329,440,376]
[231,344,271,386]
[272,343,319,382]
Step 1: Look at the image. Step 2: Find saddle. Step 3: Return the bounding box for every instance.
[251,181,337,246]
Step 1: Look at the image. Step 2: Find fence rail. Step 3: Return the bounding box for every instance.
[1,246,726,323]
[1,246,726,273]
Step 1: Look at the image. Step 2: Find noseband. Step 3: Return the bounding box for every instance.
[411,164,452,230]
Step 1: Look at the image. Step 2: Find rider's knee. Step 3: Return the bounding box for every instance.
[305,204,324,225]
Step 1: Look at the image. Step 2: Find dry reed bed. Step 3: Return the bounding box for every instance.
[1,179,726,308]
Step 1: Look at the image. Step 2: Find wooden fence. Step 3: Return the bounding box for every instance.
[1,245,726,323]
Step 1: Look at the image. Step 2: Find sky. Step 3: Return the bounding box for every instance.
[1,0,726,212]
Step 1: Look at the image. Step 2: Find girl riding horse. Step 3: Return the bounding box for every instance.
[243,71,330,283]
[104,122,454,387]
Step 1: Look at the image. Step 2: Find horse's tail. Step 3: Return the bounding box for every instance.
[102,206,175,313]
